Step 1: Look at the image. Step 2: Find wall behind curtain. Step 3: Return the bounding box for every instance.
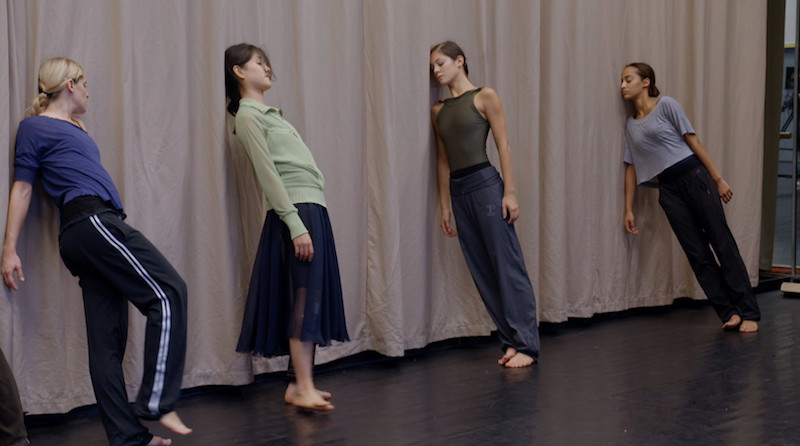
[0,0,766,414]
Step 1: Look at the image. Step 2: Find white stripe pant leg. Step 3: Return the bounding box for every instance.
[59,213,188,446]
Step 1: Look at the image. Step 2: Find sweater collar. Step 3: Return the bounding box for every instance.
[239,98,281,115]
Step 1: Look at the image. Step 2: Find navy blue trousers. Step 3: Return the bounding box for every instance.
[658,159,760,322]
[450,165,540,359]
[59,211,188,446]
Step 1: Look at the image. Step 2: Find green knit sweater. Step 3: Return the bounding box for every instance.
[234,98,326,239]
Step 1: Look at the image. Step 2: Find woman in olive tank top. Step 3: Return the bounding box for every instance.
[430,41,540,367]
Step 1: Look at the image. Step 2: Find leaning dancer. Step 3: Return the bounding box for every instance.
[620,62,760,332]
[430,41,540,367]
[1,57,191,446]
[224,44,349,411]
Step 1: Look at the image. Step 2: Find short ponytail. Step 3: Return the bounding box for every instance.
[29,92,51,116]
[26,57,84,117]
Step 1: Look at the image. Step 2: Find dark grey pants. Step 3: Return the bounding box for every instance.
[658,159,760,322]
[450,165,540,359]
[0,348,28,446]
[59,212,188,446]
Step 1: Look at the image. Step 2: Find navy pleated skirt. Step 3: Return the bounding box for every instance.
[236,203,349,357]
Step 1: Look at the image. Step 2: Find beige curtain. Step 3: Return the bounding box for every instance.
[0,0,766,414]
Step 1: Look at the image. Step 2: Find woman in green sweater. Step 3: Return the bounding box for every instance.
[224,43,349,412]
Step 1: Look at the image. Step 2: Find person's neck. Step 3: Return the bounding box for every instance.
[447,76,477,99]
[633,95,657,119]
[240,87,267,105]
[41,101,78,123]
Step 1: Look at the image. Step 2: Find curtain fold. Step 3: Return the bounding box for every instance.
[0,0,766,414]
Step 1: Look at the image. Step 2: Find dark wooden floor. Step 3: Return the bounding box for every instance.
[25,289,800,445]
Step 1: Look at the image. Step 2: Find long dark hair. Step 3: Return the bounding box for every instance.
[430,40,468,76]
[224,43,272,116]
[625,62,660,97]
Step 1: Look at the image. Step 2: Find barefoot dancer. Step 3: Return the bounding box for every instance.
[224,44,349,411]
[620,63,760,333]
[1,58,191,445]
[430,41,540,367]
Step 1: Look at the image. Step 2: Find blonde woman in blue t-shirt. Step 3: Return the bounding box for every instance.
[224,43,349,412]
[3,57,191,446]
[621,62,760,333]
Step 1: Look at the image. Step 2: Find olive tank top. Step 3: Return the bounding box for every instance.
[435,88,490,173]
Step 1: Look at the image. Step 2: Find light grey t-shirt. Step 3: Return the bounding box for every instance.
[623,96,695,185]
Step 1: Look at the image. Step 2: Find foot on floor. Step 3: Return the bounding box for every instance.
[739,320,759,333]
[285,382,332,404]
[147,435,172,446]
[159,411,192,435]
[292,390,335,412]
[498,348,517,365]
[504,352,536,368]
[722,314,742,331]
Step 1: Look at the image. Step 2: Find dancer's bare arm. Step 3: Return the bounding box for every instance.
[685,133,732,203]
[431,103,457,237]
[624,164,638,234]
[2,181,33,290]
[477,88,519,224]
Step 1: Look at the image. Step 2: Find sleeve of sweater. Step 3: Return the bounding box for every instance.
[234,111,308,239]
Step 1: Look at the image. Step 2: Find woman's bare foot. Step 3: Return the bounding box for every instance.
[159,411,192,435]
[498,348,517,365]
[147,436,172,446]
[504,352,536,368]
[739,320,759,333]
[292,388,335,412]
[722,315,742,331]
[284,382,332,404]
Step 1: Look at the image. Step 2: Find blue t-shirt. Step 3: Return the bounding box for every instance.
[14,115,125,215]
[623,96,695,185]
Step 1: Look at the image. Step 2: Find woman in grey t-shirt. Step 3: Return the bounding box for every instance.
[620,62,760,333]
